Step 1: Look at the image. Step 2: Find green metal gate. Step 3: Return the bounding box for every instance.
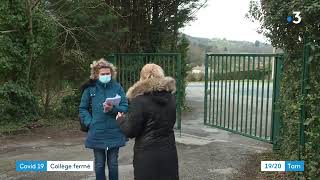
[204,53,283,144]
[108,53,182,130]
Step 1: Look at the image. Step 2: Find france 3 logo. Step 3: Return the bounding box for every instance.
[287,11,302,24]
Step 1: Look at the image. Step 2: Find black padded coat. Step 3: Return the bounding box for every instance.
[118,77,179,180]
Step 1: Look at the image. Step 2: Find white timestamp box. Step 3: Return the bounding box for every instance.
[261,161,285,172]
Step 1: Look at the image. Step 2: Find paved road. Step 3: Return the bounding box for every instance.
[0,83,272,180]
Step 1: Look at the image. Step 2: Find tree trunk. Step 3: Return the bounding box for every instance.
[171,1,179,51]
[26,0,34,88]
[44,75,51,116]
[149,0,160,52]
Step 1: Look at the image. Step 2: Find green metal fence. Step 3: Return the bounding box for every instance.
[204,53,284,144]
[108,53,182,130]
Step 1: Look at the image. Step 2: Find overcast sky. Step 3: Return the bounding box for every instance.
[181,0,268,43]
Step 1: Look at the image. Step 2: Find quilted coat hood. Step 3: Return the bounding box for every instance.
[126,76,176,101]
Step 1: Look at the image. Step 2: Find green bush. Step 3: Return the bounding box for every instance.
[247,0,320,177]
[279,48,320,178]
[0,82,38,125]
[186,68,271,82]
[55,89,81,119]
[213,69,271,80]
[187,72,205,82]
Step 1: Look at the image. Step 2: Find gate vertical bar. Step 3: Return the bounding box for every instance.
[176,54,182,130]
[108,54,116,65]
[265,56,272,139]
[228,55,232,129]
[232,56,236,130]
[212,56,216,125]
[209,56,213,125]
[130,55,134,90]
[224,56,227,127]
[245,56,250,133]
[204,54,209,125]
[125,55,129,91]
[259,56,266,137]
[236,56,241,131]
[241,55,245,132]
[250,56,255,135]
[220,56,224,126]
[255,56,260,136]
[217,56,221,126]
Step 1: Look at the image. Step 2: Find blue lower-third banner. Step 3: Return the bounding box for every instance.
[16,161,94,172]
[285,161,304,172]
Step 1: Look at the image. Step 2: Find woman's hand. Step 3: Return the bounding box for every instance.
[103,102,113,112]
[116,112,124,119]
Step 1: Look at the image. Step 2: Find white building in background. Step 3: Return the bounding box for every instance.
[191,65,205,74]
[192,69,202,74]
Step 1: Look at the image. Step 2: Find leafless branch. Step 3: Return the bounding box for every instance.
[103,0,129,19]
[38,10,82,58]
[52,0,69,14]
[88,2,105,9]
[0,30,18,34]
[31,0,41,10]
[188,0,208,18]
[47,0,65,7]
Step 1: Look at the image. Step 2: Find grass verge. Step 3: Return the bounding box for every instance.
[0,118,78,136]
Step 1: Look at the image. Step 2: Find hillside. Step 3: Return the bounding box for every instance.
[185,35,274,67]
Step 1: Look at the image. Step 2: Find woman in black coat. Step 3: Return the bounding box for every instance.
[116,64,179,180]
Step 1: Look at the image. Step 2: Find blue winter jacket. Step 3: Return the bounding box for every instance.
[79,80,128,149]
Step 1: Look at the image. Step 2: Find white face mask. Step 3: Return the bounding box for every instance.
[99,75,111,84]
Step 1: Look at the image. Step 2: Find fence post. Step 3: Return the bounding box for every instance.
[299,34,310,160]
[108,54,116,64]
[272,54,283,151]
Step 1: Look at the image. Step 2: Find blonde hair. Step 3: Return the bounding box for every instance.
[139,63,165,81]
[90,58,117,80]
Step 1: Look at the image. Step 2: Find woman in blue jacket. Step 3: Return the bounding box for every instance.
[79,58,128,180]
